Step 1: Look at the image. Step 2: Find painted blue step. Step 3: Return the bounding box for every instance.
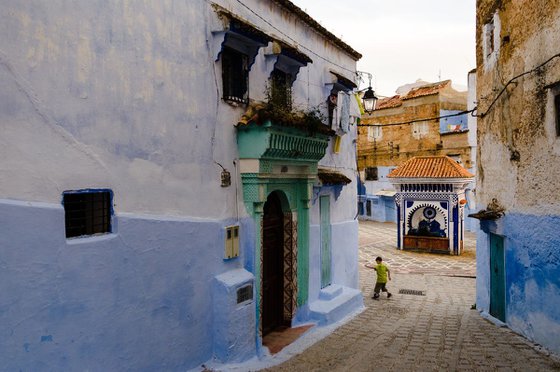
[309,285,363,326]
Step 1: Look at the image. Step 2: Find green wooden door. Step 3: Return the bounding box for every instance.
[490,234,506,322]
[320,195,332,288]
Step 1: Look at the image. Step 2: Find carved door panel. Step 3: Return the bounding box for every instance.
[262,193,285,335]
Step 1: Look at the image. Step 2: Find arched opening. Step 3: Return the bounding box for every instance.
[262,192,287,335]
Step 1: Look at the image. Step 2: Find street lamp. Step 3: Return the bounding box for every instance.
[362,86,378,114]
[357,71,378,114]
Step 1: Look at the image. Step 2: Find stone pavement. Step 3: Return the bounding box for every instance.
[265,221,560,372]
[359,221,476,277]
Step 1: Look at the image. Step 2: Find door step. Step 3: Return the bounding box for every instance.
[309,285,363,326]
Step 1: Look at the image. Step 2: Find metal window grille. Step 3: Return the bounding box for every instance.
[270,69,292,110]
[222,47,248,104]
[63,190,111,238]
[237,284,253,304]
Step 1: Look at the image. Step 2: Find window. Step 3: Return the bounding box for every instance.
[222,47,249,104]
[365,167,378,181]
[484,20,495,57]
[63,190,112,238]
[482,12,500,67]
[546,82,560,138]
[237,284,253,304]
[412,121,429,138]
[269,69,292,110]
[368,126,382,140]
[555,92,560,137]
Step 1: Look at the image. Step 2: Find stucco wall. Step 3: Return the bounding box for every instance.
[358,90,473,171]
[476,0,560,213]
[1,0,362,368]
[0,0,358,219]
[0,199,255,370]
[476,214,560,354]
[475,0,560,356]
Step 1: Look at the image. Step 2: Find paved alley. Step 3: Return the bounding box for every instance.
[264,221,560,372]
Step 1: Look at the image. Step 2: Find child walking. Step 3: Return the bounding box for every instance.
[372,256,392,300]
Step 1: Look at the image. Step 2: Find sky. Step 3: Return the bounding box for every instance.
[290,0,476,97]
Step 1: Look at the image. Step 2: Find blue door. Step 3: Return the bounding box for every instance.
[490,233,506,322]
[320,195,332,288]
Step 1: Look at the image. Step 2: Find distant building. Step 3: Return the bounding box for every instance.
[0,1,363,369]
[474,0,560,355]
[388,156,474,255]
[357,80,477,229]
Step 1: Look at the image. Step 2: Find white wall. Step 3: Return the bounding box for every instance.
[0,0,361,369]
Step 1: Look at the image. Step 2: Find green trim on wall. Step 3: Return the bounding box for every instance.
[237,119,330,331]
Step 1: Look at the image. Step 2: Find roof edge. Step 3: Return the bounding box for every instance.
[271,0,362,60]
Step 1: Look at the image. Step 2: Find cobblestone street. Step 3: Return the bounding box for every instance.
[264,221,560,372]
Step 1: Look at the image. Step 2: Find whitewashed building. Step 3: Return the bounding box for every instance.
[0,1,363,370]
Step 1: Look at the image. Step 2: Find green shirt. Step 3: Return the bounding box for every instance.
[375,263,389,283]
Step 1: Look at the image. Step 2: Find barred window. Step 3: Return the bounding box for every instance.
[269,69,292,110]
[237,284,253,304]
[222,47,249,104]
[63,190,112,238]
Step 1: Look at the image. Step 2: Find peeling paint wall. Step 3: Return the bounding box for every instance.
[475,0,560,355]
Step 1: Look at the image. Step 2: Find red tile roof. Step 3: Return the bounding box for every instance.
[376,95,402,109]
[373,80,451,112]
[402,80,451,100]
[388,156,474,179]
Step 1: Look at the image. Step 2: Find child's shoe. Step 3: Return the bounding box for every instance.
[387,293,392,298]
[372,294,379,300]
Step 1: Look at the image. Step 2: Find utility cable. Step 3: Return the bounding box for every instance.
[477,52,560,118]
[357,109,475,127]
[358,51,560,127]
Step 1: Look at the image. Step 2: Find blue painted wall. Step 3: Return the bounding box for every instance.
[0,0,363,367]
[477,213,560,355]
[0,199,254,370]
[440,110,468,133]
[358,196,396,223]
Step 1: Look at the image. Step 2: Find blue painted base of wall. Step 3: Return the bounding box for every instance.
[0,199,255,370]
[358,195,396,223]
[476,213,560,355]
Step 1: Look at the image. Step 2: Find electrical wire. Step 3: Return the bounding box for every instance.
[358,51,560,127]
[477,52,560,118]
[357,109,476,127]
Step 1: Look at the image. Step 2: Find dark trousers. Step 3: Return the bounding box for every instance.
[374,282,388,294]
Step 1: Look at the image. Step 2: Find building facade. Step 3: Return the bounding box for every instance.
[474,0,560,355]
[357,80,477,229]
[0,1,363,369]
